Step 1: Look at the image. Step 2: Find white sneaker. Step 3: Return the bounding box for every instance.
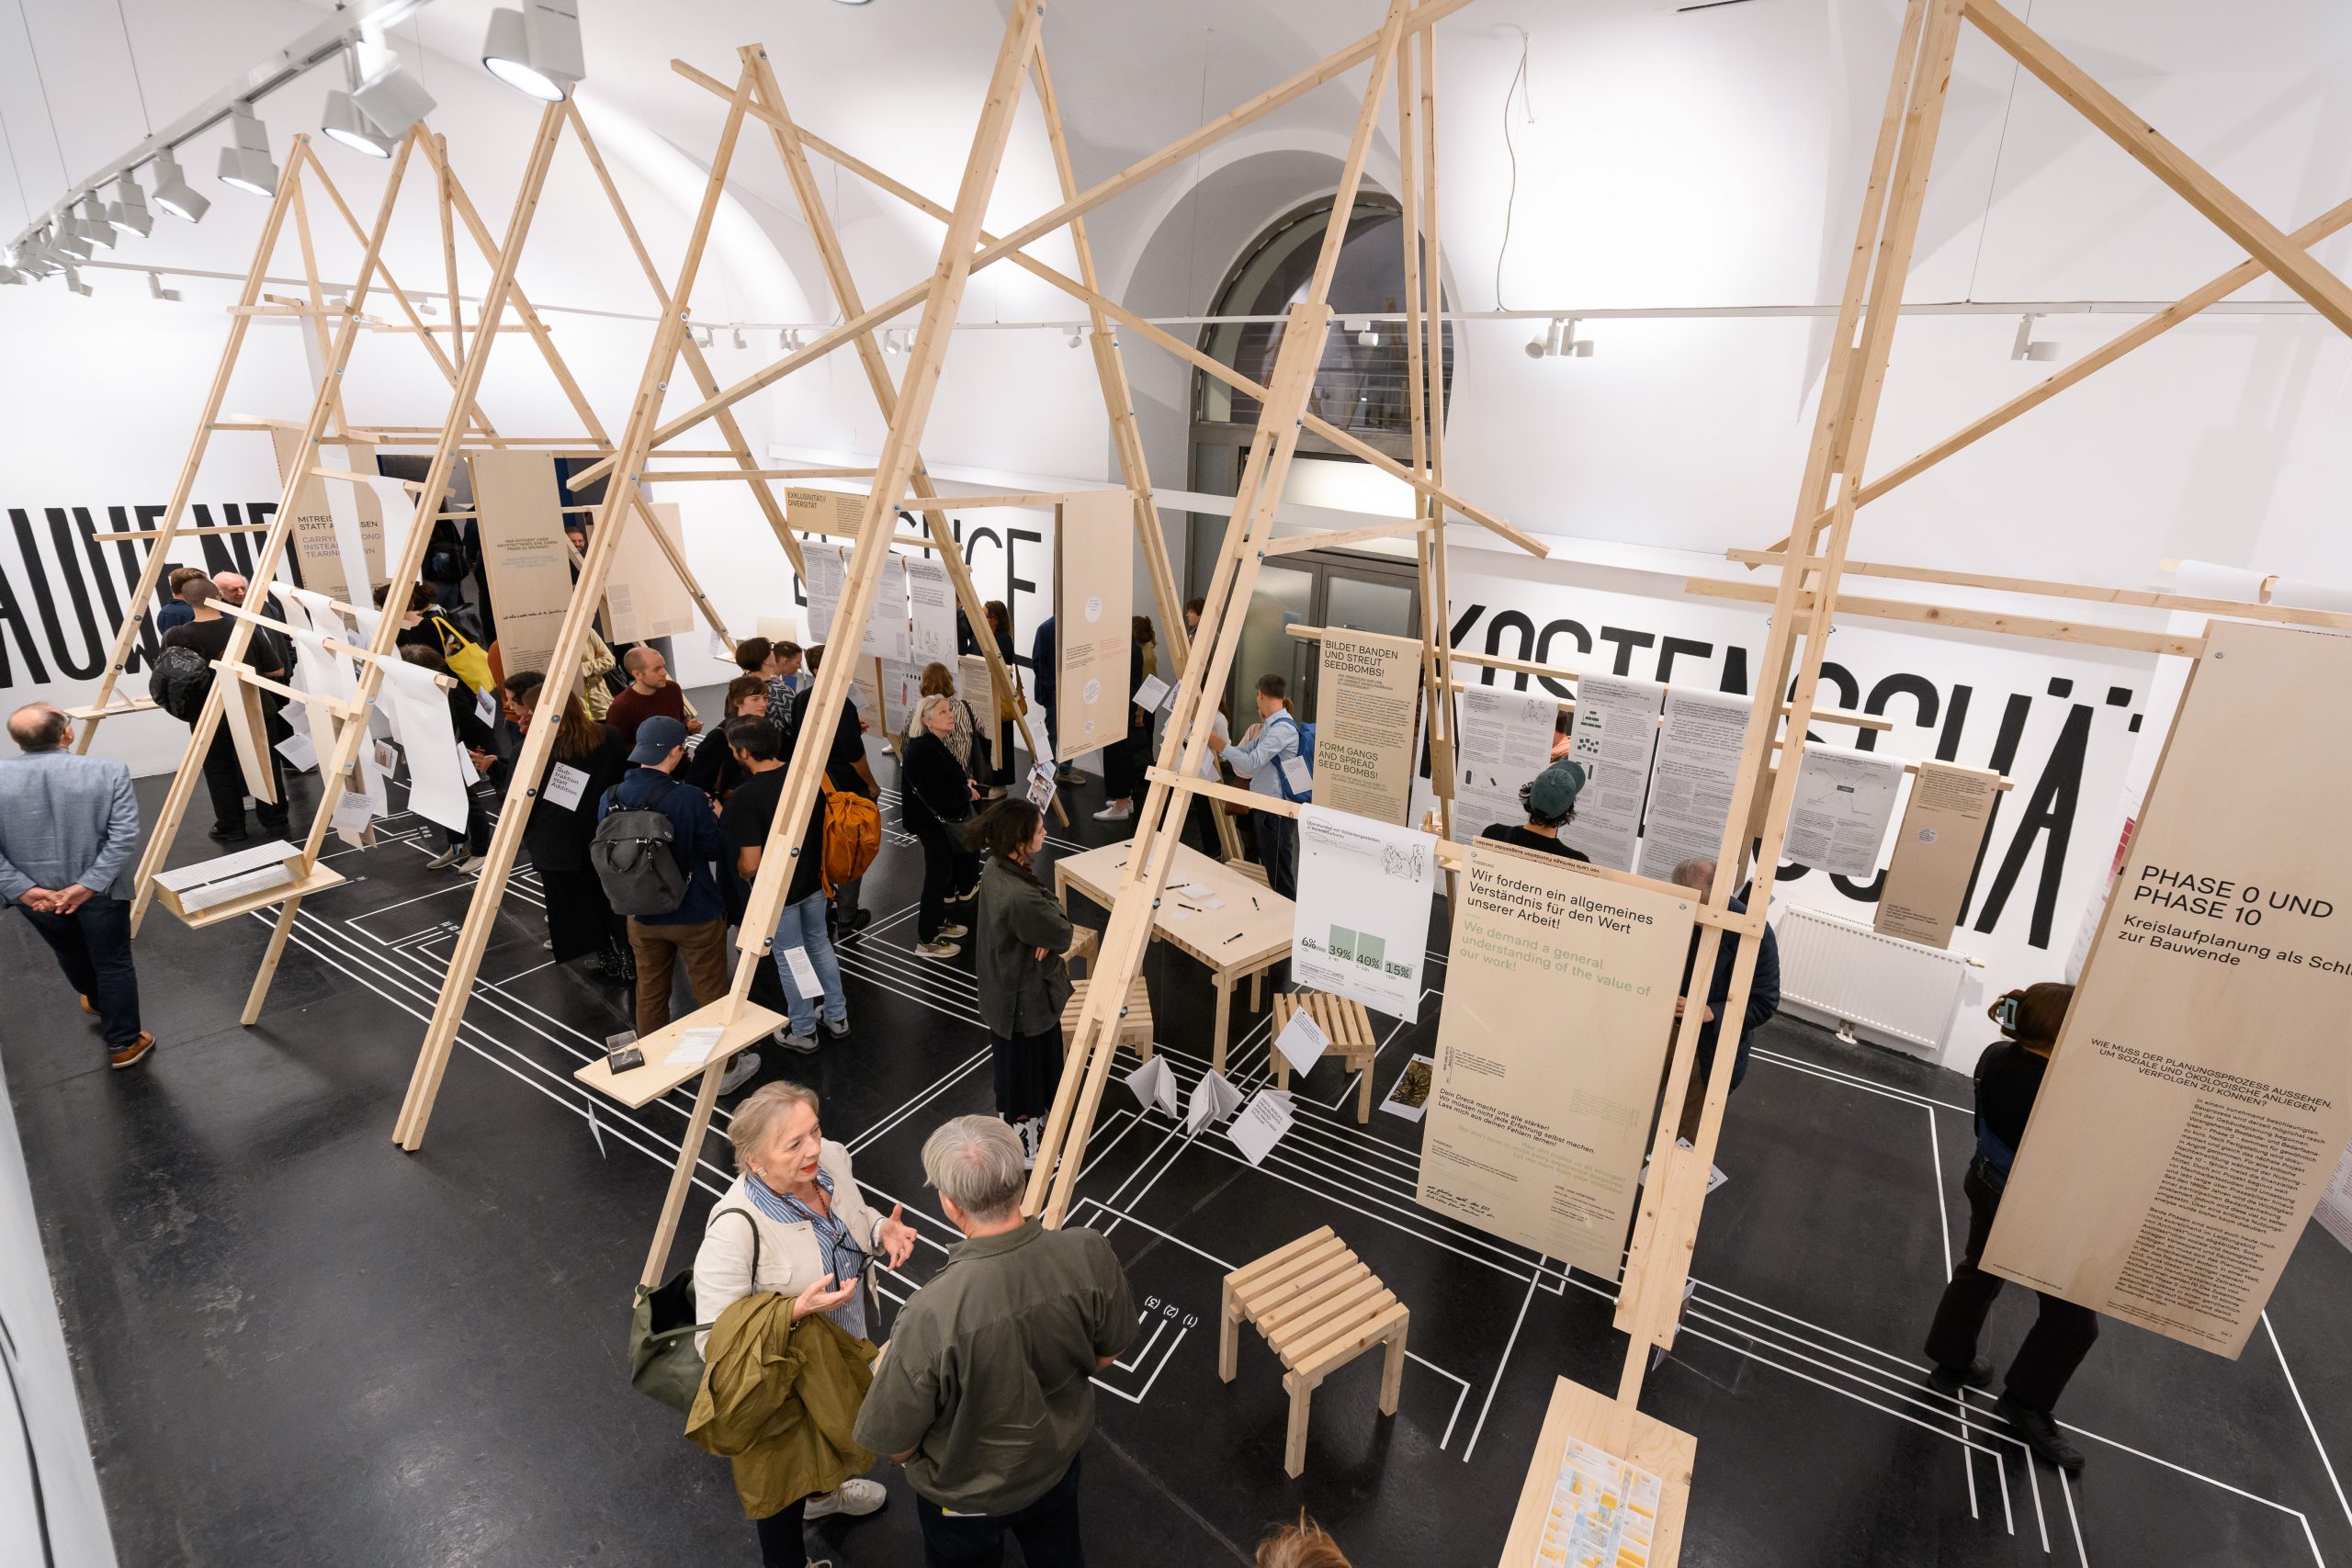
[914,940,962,959]
[821,1015,852,1038]
[802,1476,888,1519]
[938,923,969,940]
[776,1031,820,1055]
[1092,802,1134,822]
[424,844,462,870]
[716,1051,761,1095]
[1019,1114,1044,1169]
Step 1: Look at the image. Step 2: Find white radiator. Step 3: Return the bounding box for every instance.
[1772,906,1980,1060]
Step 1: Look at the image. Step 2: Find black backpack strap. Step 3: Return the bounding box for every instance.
[680,1206,763,1337]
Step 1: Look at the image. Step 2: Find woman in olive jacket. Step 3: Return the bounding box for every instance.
[967,797,1074,1166]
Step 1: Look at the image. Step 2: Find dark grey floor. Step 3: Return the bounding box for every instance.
[6,721,2350,1567]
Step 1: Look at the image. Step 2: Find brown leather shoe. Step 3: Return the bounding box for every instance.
[108,1033,156,1070]
[80,994,98,1016]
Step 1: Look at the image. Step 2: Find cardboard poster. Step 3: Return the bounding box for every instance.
[1874,761,2002,948]
[1054,490,1131,761]
[1292,805,1436,1017]
[907,556,958,667]
[1560,674,1663,872]
[785,487,865,542]
[269,429,387,601]
[602,501,695,644]
[960,653,998,742]
[1635,688,1747,883]
[1417,845,1695,1277]
[1984,621,2352,1358]
[1312,627,1422,825]
[1782,742,1905,878]
[470,450,571,678]
[1453,686,1557,845]
[879,656,919,742]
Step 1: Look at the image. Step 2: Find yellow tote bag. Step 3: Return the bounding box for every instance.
[431,615,495,695]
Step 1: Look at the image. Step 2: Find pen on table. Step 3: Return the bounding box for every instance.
[1222,932,1243,944]
[1250,896,1260,909]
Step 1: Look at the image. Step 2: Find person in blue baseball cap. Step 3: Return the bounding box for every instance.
[1478,757,1590,863]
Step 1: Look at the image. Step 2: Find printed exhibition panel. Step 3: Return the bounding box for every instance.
[1417,843,1695,1278]
[469,450,570,678]
[1559,673,1663,871]
[1291,805,1434,1017]
[268,430,386,603]
[1054,490,1131,762]
[1874,761,2002,948]
[1984,621,2352,1358]
[1452,686,1556,845]
[603,502,695,644]
[1312,626,1422,825]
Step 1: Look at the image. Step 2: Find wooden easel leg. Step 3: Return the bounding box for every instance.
[1218,1286,1240,1382]
[1283,1371,1313,1478]
[643,1059,727,1289]
[242,897,303,1025]
[1211,975,1232,1076]
[1379,1314,1408,1416]
[1357,1058,1374,1125]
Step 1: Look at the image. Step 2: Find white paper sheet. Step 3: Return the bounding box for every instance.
[1134,673,1170,712]
[1782,742,1905,878]
[377,657,471,833]
[2172,559,2267,604]
[906,556,958,665]
[1559,674,1663,872]
[1280,754,1313,796]
[780,945,824,999]
[1635,688,1748,881]
[454,742,480,787]
[1125,1055,1180,1118]
[274,732,318,772]
[1227,1089,1296,1167]
[1274,1008,1329,1076]
[543,761,589,811]
[1184,1068,1245,1134]
[1452,686,1558,844]
[860,554,910,664]
[1292,805,1434,1017]
[803,545,846,643]
[664,1025,728,1068]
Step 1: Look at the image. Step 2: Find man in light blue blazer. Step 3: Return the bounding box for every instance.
[1,704,153,1068]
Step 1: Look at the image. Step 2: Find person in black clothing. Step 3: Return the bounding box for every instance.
[683,676,770,804]
[160,578,291,843]
[1093,624,1150,825]
[401,644,497,871]
[1477,758,1589,862]
[1664,856,1781,1143]
[498,671,633,981]
[791,645,881,937]
[1926,982,2094,1474]
[978,601,1017,797]
[719,716,849,1052]
[903,694,981,958]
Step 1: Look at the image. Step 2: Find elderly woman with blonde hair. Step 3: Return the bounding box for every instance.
[694,1080,921,1563]
[902,689,983,959]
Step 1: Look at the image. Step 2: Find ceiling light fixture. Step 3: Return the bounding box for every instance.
[65,266,92,298]
[148,271,181,301]
[482,1,584,102]
[217,102,280,196]
[351,51,437,139]
[2010,312,2059,363]
[1525,317,1562,359]
[322,50,397,157]
[51,214,94,262]
[693,323,714,349]
[106,172,153,237]
[1066,326,1083,348]
[150,149,209,222]
[730,324,747,350]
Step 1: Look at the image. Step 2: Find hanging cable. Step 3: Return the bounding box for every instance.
[111,0,153,135]
[1491,25,1533,311]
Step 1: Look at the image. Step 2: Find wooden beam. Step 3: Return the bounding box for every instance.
[1964,0,2352,339]
[1687,575,2204,657]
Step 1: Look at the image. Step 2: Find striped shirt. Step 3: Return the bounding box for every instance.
[745,1167,871,1337]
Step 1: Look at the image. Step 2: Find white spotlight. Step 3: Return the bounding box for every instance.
[322,94,395,158]
[74,197,117,250]
[217,103,279,196]
[351,53,438,138]
[51,214,93,262]
[730,324,747,350]
[1358,326,1380,348]
[150,149,209,222]
[1524,317,1562,359]
[1066,327,1083,348]
[482,2,584,103]
[65,266,92,298]
[1563,319,1593,357]
[2010,313,2059,363]
[148,270,181,302]
[887,329,907,355]
[693,323,714,349]
[107,173,153,237]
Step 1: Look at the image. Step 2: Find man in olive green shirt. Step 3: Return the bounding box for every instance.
[854,1115,1136,1566]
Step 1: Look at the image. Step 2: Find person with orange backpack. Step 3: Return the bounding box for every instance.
[789,647,882,940]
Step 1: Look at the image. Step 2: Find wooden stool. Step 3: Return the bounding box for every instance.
[1270,990,1379,1123]
[1061,976,1152,1058]
[1219,1226,1408,1478]
[1062,926,1098,980]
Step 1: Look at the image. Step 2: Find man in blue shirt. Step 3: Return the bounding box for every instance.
[599,716,751,1089]
[1206,673,1304,897]
[0,704,153,1068]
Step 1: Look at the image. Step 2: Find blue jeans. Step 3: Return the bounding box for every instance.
[771,890,846,1038]
[18,895,142,1048]
[1256,811,1298,899]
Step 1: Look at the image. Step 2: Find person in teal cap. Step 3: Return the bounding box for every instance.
[1479,757,1589,862]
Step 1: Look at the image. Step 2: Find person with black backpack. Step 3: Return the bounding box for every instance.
[158,577,291,844]
[594,716,757,1096]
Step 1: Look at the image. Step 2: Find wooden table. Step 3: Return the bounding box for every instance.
[1498,1376,1695,1567]
[1053,839,1293,1073]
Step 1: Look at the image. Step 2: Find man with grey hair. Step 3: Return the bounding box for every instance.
[1,704,153,1068]
[854,1115,1135,1566]
[1667,856,1781,1143]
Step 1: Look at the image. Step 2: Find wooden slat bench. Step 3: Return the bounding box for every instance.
[1270,989,1379,1123]
[1219,1225,1409,1477]
[1060,975,1152,1058]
